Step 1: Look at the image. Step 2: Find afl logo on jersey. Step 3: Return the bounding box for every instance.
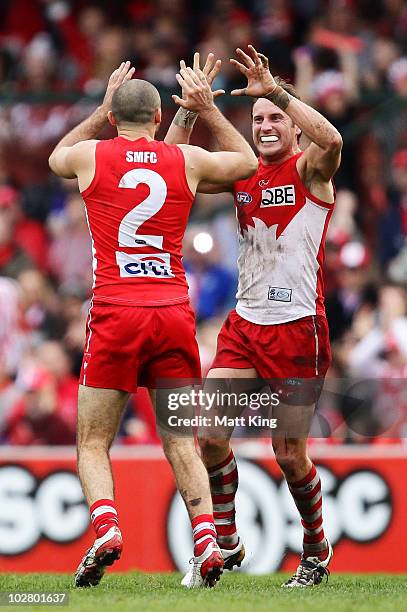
[236,192,252,206]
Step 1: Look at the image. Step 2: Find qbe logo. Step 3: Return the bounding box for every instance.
[116,251,174,278]
[166,460,392,574]
[236,192,252,206]
[0,466,89,555]
[261,184,295,207]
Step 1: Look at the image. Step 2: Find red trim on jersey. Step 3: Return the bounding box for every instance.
[294,152,335,210]
[175,145,195,201]
[80,141,101,199]
[315,204,333,316]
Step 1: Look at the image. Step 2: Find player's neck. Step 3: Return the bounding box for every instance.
[260,147,300,166]
[116,126,155,141]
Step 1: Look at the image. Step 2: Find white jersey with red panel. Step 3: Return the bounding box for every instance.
[234,152,334,325]
[81,136,194,306]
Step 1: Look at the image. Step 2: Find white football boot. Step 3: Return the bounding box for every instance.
[221,538,245,571]
[75,526,123,587]
[282,539,333,588]
[181,540,224,588]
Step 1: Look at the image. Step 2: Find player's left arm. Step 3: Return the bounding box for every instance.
[286,100,343,185]
[230,45,343,187]
[49,61,135,177]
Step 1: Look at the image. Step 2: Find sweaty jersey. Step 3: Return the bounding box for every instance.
[81,136,194,306]
[234,152,334,325]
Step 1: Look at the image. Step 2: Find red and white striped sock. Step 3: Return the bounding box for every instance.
[192,514,217,557]
[208,450,239,550]
[90,498,119,539]
[288,464,328,560]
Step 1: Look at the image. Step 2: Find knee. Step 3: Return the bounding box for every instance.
[198,436,229,458]
[77,434,110,454]
[161,435,194,461]
[273,443,308,479]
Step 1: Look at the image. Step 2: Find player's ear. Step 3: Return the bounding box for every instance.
[295,125,302,138]
[107,111,117,127]
[154,108,162,125]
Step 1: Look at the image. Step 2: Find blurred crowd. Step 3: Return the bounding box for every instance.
[0,0,406,445]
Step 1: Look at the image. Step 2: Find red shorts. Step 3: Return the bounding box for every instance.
[79,301,201,393]
[211,311,331,379]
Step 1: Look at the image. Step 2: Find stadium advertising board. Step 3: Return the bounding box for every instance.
[0,446,405,573]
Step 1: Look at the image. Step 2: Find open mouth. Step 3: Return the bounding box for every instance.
[260,135,279,143]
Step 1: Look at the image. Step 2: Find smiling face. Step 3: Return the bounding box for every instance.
[252,98,300,164]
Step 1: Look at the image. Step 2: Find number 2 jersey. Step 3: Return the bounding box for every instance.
[81,136,194,306]
[234,152,335,325]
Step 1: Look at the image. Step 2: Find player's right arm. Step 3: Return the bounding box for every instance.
[171,58,257,192]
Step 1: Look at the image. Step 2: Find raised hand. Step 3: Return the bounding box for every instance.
[230,45,276,98]
[201,52,224,98]
[172,52,225,112]
[101,61,136,112]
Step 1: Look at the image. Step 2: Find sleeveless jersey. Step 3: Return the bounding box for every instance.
[234,152,334,325]
[81,136,194,306]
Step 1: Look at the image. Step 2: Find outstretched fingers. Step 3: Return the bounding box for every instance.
[257,52,270,68]
[171,94,188,108]
[109,61,134,86]
[123,66,136,82]
[230,58,249,75]
[181,66,203,87]
[205,59,222,86]
[202,52,214,75]
[230,87,247,97]
[193,52,201,72]
[235,47,255,68]
[247,44,262,65]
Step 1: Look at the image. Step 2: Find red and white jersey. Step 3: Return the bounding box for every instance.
[234,152,334,325]
[81,136,194,306]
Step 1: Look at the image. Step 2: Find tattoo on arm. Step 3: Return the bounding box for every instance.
[173,108,199,129]
[265,85,292,111]
[190,497,202,507]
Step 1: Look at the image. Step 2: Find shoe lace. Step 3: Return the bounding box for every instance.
[287,559,330,586]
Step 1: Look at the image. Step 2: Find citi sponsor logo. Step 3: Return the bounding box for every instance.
[126,151,157,164]
[261,184,295,207]
[116,251,174,278]
[236,191,252,205]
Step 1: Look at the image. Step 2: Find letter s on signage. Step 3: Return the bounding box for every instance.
[0,466,38,555]
[0,466,89,555]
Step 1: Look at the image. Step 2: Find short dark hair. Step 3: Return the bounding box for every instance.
[251,76,301,115]
[111,79,161,125]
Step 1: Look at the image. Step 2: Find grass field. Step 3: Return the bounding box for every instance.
[1,573,406,612]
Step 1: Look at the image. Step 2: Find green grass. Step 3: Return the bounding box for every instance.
[0,573,406,612]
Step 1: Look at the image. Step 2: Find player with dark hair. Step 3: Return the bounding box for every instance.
[168,46,342,588]
[49,60,257,589]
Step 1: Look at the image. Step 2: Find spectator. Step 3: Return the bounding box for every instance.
[48,193,92,287]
